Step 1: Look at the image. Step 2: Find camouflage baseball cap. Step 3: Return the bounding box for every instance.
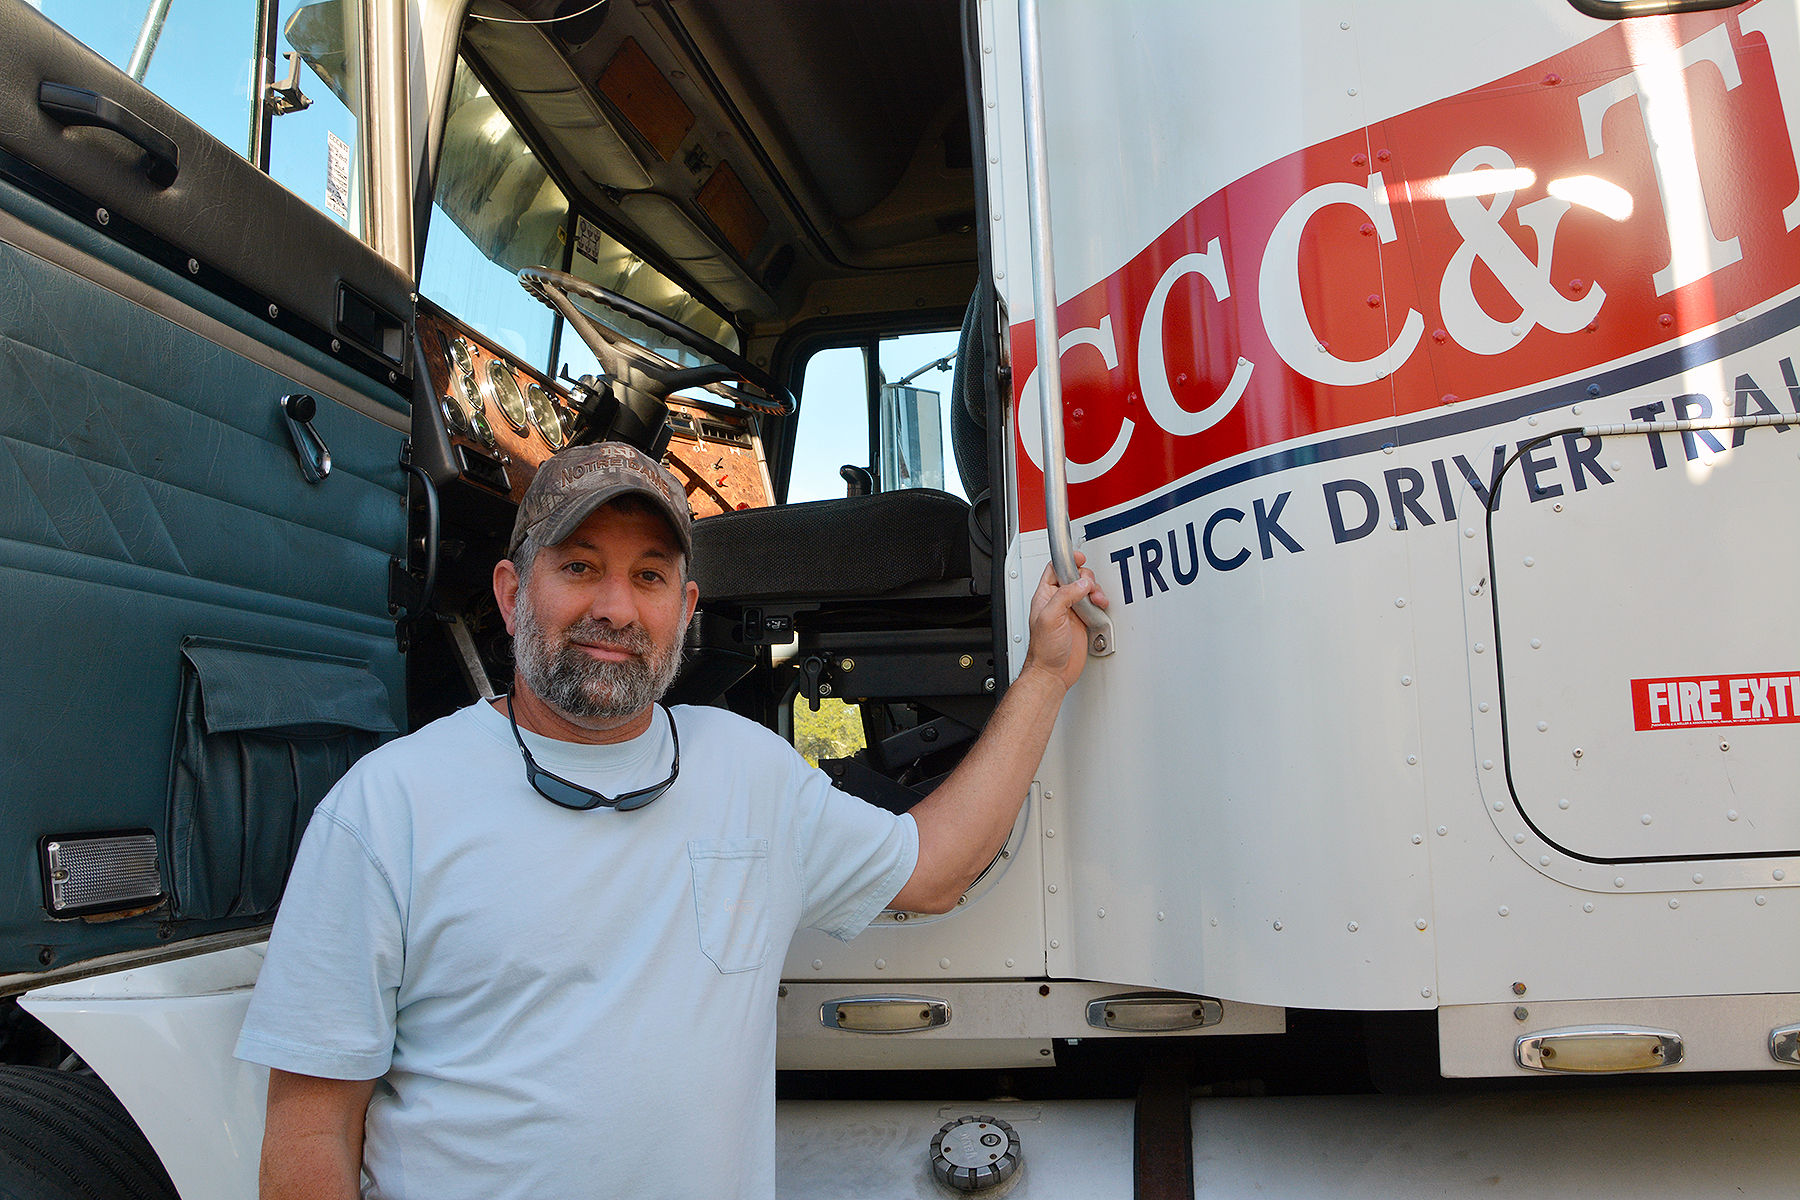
[507,442,692,559]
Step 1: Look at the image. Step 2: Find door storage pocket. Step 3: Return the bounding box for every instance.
[688,838,773,973]
[166,637,396,920]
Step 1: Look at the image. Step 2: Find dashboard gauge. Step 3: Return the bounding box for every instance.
[439,396,468,435]
[468,409,496,449]
[487,360,530,432]
[526,384,565,449]
[444,366,478,428]
[447,336,475,386]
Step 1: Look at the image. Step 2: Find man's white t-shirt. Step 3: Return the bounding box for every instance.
[235,701,917,1200]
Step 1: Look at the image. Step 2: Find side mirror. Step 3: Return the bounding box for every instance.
[877,384,945,492]
[284,1,350,106]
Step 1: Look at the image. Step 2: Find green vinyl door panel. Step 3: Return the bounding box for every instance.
[0,194,408,977]
[0,0,413,979]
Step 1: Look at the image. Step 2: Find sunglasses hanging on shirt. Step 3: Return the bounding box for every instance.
[505,696,680,811]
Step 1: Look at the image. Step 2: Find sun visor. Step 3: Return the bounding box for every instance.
[464,16,651,191]
[619,194,777,319]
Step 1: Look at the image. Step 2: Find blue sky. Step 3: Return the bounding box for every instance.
[38,1,360,231]
[789,331,966,504]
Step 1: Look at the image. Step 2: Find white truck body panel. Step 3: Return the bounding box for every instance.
[20,949,266,1200]
[776,1085,1800,1199]
[985,0,1800,1029]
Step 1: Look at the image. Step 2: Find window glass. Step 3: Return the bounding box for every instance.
[418,57,566,368]
[268,0,365,235]
[787,345,870,504]
[36,1,365,234]
[555,226,742,384]
[879,331,964,499]
[564,216,740,370]
[421,56,740,382]
[792,697,866,767]
[787,330,966,505]
[39,0,258,156]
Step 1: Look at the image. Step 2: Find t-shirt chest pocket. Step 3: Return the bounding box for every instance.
[688,838,772,973]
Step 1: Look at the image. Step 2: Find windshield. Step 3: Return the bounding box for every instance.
[420,56,737,376]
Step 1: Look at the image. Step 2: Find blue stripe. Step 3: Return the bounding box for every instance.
[1083,293,1800,540]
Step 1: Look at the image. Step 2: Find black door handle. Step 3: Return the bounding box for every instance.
[37,81,179,188]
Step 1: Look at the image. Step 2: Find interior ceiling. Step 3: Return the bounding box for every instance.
[462,0,978,336]
[694,0,967,224]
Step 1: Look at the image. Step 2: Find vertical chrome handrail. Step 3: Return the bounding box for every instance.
[1018,0,1115,656]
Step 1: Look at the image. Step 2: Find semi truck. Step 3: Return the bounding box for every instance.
[0,0,1794,1195]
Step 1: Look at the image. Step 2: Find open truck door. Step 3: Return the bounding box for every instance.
[0,0,415,971]
[0,1,416,1193]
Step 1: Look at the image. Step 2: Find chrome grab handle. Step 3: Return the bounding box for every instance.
[1018,0,1114,657]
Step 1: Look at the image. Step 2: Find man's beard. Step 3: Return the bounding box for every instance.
[511,588,685,721]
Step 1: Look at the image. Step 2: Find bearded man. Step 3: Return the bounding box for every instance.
[237,442,1106,1200]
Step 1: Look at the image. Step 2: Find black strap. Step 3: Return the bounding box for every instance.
[1134,1069,1195,1200]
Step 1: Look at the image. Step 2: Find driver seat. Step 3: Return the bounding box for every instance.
[690,489,972,602]
[672,292,993,732]
[690,287,990,607]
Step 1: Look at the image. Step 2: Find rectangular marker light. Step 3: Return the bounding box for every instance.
[821,996,950,1034]
[1087,992,1223,1032]
[1516,1026,1683,1073]
[40,831,163,919]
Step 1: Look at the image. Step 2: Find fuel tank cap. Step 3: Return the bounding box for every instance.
[930,1115,1021,1192]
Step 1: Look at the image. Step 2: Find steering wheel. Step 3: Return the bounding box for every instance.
[518,267,793,416]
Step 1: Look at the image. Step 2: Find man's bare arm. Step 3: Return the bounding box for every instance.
[260,1069,377,1200]
[888,555,1106,914]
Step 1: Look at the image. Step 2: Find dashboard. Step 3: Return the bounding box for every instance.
[417,304,772,518]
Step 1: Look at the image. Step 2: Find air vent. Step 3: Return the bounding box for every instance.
[698,421,751,446]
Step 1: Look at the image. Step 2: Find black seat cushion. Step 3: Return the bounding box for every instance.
[691,491,972,602]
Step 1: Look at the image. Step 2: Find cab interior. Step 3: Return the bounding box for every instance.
[404,0,1005,814]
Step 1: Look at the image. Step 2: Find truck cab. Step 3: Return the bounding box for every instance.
[0,1,1796,1197]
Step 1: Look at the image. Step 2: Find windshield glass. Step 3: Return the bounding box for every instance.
[419,60,560,364]
[420,56,738,376]
[566,217,739,369]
